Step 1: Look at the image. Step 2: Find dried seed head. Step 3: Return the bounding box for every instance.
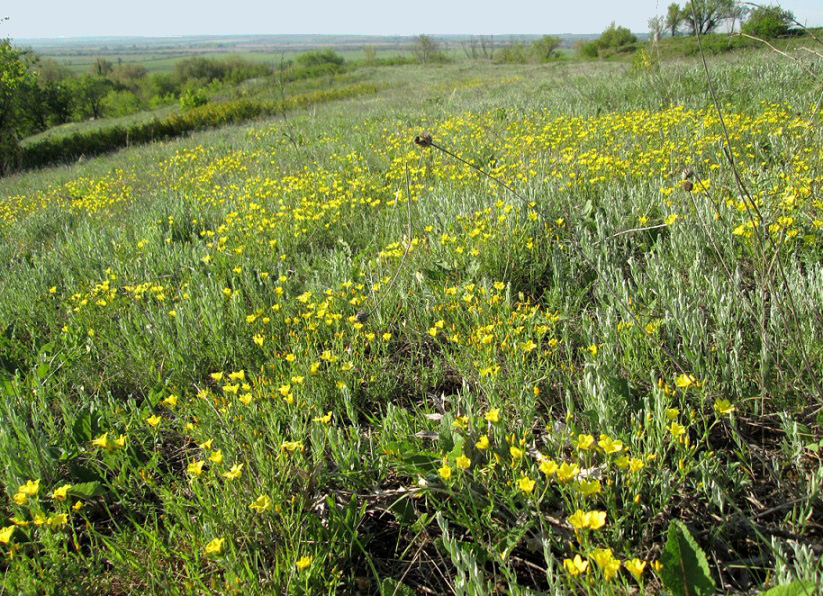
[354,310,369,324]
[683,180,694,192]
[414,133,433,148]
[681,167,694,180]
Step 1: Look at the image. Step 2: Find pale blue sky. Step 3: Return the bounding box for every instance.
[3,0,821,39]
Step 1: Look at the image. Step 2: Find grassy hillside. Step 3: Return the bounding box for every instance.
[1,51,822,593]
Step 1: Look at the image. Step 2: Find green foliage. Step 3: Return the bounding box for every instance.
[599,21,638,49]
[102,89,143,117]
[295,49,344,68]
[496,43,529,64]
[413,34,448,64]
[578,22,637,58]
[742,5,796,39]
[0,38,32,173]
[659,520,715,596]
[18,83,378,171]
[178,86,209,110]
[681,0,735,35]
[530,36,562,62]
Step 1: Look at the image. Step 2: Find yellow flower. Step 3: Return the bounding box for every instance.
[50,484,73,501]
[187,460,206,477]
[222,463,244,480]
[205,537,225,555]
[569,510,590,531]
[597,434,623,454]
[475,435,489,450]
[576,479,601,497]
[573,434,595,451]
[484,408,500,423]
[253,334,265,347]
[249,495,272,513]
[509,446,524,459]
[629,457,645,473]
[47,513,69,528]
[19,479,40,496]
[199,438,214,450]
[625,558,647,580]
[208,450,223,464]
[590,548,621,581]
[210,372,224,382]
[312,411,332,424]
[587,510,607,530]
[438,463,452,481]
[455,454,471,470]
[13,493,27,506]
[665,407,680,420]
[162,395,178,408]
[382,332,392,341]
[586,344,598,357]
[91,433,109,450]
[295,555,312,570]
[228,370,245,381]
[281,441,304,453]
[0,526,15,543]
[668,421,687,438]
[146,415,162,429]
[539,459,558,476]
[563,554,589,576]
[556,462,579,483]
[518,475,536,494]
[675,373,697,389]
[239,393,253,405]
[72,500,84,511]
[714,399,735,415]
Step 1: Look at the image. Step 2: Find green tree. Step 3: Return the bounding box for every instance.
[742,5,795,38]
[666,3,684,36]
[71,75,113,119]
[90,57,113,76]
[0,34,33,173]
[598,22,637,48]
[681,0,735,35]
[530,36,561,61]
[413,34,447,64]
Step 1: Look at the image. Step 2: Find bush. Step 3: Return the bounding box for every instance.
[179,87,209,110]
[497,43,529,64]
[102,89,143,117]
[742,5,795,39]
[599,22,638,49]
[530,36,561,62]
[577,22,637,58]
[295,49,345,68]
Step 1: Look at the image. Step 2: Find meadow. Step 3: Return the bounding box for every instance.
[1,45,822,594]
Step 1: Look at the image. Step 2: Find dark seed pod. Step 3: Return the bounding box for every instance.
[414,133,433,148]
[683,180,694,192]
[354,310,369,324]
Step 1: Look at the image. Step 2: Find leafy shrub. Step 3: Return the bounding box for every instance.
[530,36,561,62]
[102,90,143,117]
[295,49,345,68]
[496,43,529,64]
[578,22,638,58]
[18,84,378,171]
[742,5,795,39]
[179,87,209,110]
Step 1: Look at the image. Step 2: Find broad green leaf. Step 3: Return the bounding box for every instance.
[69,481,104,498]
[659,520,715,596]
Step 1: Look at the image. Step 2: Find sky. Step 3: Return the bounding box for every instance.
[3,0,822,40]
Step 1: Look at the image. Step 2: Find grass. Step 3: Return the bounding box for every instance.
[1,45,822,594]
